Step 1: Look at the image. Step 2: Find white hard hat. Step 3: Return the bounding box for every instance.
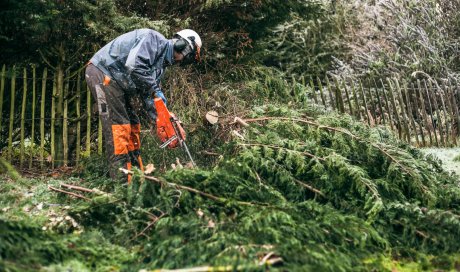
[173,29,202,64]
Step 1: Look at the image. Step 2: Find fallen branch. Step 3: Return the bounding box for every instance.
[293,178,325,197]
[60,183,93,193]
[119,168,266,207]
[48,186,90,201]
[144,256,282,272]
[243,116,413,176]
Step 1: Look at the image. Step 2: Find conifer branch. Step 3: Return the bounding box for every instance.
[243,116,413,176]
[119,168,266,207]
[239,143,325,162]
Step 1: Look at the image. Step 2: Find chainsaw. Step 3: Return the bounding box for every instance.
[154,97,196,167]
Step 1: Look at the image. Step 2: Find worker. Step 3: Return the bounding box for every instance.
[85,28,202,182]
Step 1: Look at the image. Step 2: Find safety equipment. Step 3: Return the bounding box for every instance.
[154,98,196,166]
[173,29,202,65]
[155,90,167,105]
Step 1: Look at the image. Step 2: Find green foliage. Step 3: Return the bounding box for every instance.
[56,104,460,271]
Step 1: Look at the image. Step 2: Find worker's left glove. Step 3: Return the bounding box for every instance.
[155,90,167,106]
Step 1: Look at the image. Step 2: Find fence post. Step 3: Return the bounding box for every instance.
[0,65,5,142]
[40,68,47,169]
[20,68,28,168]
[371,79,386,126]
[29,66,36,169]
[8,67,16,162]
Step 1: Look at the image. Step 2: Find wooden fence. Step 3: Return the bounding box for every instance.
[305,76,460,147]
[0,65,459,170]
[0,65,102,170]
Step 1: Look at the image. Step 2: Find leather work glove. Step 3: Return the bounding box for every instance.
[155,90,167,106]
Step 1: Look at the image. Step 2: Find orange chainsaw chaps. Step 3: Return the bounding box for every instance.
[154,98,185,149]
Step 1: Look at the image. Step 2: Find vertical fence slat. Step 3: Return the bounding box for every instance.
[401,80,419,146]
[0,65,5,141]
[76,73,81,167]
[411,82,426,146]
[417,80,435,146]
[325,76,336,110]
[448,81,460,145]
[379,79,396,133]
[98,117,102,155]
[333,77,345,113]
[29,66,36,169]
[422,79,440,146]
[20,68,27,168]
[350,80,362,120]
[341,78,354,116]
[40,68,47,169]
[63,77,69,166]
[392,78,410,142]
[306,76,318,104]
[387,78,405,141]
[365,79,377,125]
[372,79,386,126]
[86,85,91,156]
[357,80,370,125]
[8,67,16,161]
[443,81,456,145]
[426,80,444,146]
[316,76,327,108]
[51,73,56,169]
[434,81,450,146]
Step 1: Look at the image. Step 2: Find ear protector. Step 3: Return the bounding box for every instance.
[173,37,189,52]
[173,35,200,65]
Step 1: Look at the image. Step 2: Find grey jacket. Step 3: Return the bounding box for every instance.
[90,29,174,100]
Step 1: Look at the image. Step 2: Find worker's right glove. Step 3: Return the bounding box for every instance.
[155,90,167,106]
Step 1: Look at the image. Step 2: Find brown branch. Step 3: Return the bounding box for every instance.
[292,178,325,197]
[119,168,264,207]
[60,183,93,193]
[48,186,90,201]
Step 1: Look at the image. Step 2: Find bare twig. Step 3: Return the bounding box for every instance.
[60,183,93,193]
[48,186,90,201]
